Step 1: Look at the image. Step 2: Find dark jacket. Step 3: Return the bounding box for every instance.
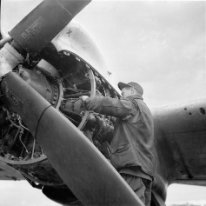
[84,95,154,178]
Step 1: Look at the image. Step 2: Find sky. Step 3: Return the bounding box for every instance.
[1,0,206,205]
[76,0,206,107]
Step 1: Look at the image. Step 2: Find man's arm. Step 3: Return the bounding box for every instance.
[83,96,136,118]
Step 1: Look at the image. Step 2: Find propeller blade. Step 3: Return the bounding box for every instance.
[1,72,143,206]
[9,0,91,54]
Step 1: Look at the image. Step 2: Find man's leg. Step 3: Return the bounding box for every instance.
[121,173,152,206]
[121,173,146,204]
[142,178,152,206]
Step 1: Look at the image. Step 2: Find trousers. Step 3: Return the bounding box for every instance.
[121,173,152,206]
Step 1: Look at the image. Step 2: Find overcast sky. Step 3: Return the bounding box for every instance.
[1,0,206,205]
[76,0,206,107]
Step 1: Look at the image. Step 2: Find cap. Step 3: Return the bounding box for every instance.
[118,81,143,96]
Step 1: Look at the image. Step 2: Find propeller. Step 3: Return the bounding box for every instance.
[9,0,91,54]
[2,72,143,206]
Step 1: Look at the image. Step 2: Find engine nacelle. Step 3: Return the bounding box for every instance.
[0,22,119,187]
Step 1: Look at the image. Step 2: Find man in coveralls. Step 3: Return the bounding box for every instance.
[80,81,154,206]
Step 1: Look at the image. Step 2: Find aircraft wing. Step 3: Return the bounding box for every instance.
[154,99,206,185]
[151,100,206,205]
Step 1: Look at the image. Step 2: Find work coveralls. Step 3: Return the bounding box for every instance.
[83,94,154,206]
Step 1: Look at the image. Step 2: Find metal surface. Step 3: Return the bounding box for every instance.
[9,0,91,54]
[52,22,119,91]
[153,100,206,183]
[151,100,206,203]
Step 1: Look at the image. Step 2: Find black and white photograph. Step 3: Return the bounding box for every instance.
[0,0,206,205]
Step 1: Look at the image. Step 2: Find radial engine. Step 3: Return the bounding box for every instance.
[0,22,119,188]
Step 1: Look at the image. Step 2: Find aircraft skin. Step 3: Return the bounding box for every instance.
[0,0,206,206]
[152,100,206,205]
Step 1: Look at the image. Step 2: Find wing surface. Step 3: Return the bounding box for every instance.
[153,99,206,186]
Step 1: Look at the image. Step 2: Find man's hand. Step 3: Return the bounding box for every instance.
[61,98,84,114]
[80,95,89,102]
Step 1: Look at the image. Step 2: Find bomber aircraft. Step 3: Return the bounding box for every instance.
[0,0,206,205]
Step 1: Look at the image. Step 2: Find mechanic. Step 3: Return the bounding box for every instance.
[79,81,155,206]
